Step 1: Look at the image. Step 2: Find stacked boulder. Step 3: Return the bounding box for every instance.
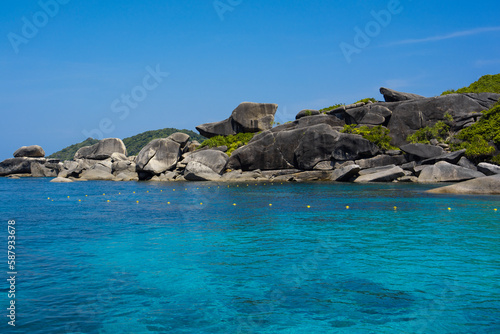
[0,145,62,178]
[196,102,278,138]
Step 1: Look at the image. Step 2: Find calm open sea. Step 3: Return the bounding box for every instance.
[1,178,499,334]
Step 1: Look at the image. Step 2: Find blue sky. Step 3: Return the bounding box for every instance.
[1,0,499,160]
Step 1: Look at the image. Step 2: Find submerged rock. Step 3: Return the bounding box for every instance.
[427,174,500,195]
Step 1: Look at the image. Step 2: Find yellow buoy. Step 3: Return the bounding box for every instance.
[173,189,176,191]
[394,206,397,210]
[85,195,88,197]
[133,191,136,194]
[494,208,497,211]
[67,196,70,198]
[200,202,203,205]
[147,191,149,193]
[103,193,105,196]
[160,190,163,192]
[47,197,50,200]
[107,200,110,202]
[346,206,350,209]
[119,192,121,195]
[233,203,236,206]
[448,208,452,211]
[78,199,81,202]
[307,205,311,208]
[269,204,272,207]
[167,202,170,205]
[136,201,139,204]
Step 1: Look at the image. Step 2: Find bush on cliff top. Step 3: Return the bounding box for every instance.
[442,73,500,95]
[197,133,255,156]
[341,125,397,151]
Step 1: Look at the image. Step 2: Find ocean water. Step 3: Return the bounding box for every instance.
[1,178,499,334]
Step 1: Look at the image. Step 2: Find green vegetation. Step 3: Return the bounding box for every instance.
[123,128,205,156]
[341,125,397,151]
[319,103,344,113]
[355,98,377,104]
[406,113,453,144]
[47,138,99,160]
[197,133,255,156]
[451,102,500,163]
[442,73,500,95]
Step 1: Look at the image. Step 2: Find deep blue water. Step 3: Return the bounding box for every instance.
[0,178,499,334]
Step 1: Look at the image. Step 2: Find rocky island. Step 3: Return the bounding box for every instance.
[2,75,500,194]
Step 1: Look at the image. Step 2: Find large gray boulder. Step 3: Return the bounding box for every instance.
[74,138,127,160]
[421,149,466,165]
[385,93,500,146]
[136,138,181,175]
[228,124,379,171]
[196,118,235,138]
[427,174,500,195]
[181,150,229,174]
[13,145,45,158]
[196,102,278,138]
[345,105,392,125]
[0,157,45,176]
[380,87,425,102]
[355,154,407,169]
[354,166,405,183]
[330,133,380,162]
[167,132,191,148]
[400,143,444,159]
[184,161,221,181]
[418,161,485,183]
[231,102,278,132]
[331,164,361,182]
[31,160,61,177]
[227,130,295,171]
[477,162,500,176]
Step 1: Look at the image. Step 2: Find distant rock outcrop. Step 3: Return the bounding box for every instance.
[196,102,278,138]
[13,145,45,158]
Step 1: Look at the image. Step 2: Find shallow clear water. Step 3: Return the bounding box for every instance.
[1,178,499,333]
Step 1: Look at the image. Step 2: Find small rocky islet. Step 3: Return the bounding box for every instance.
[2,83,500,195]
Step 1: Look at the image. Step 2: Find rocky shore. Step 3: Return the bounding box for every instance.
[2,87,500,194]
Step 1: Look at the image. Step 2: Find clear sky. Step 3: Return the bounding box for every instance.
[1,0,499,160]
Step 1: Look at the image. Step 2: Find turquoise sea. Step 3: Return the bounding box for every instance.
[1,178,499,334]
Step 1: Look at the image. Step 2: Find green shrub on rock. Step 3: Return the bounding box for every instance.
[355,98,377,104]
[450,103,500,162]
[406,114,453,144]
[442,73,500,95]
[341,125,397,151]
[319,103,344,113]
[197,133,255,156]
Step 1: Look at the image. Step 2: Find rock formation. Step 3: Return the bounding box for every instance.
[196,102,278,138]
